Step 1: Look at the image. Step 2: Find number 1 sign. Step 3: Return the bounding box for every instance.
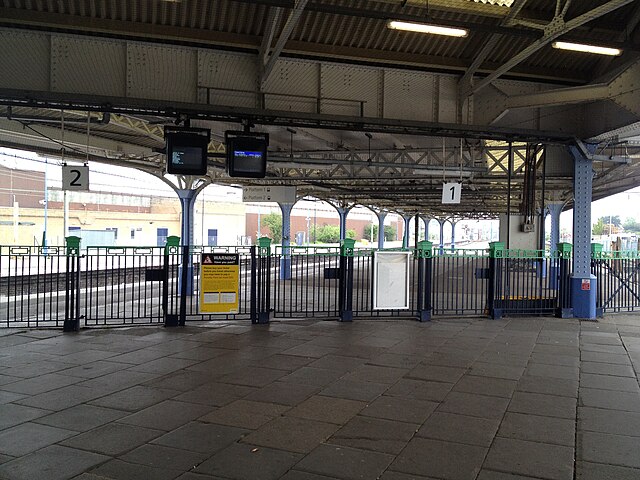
[442,182,462,204]
[62,165,90,191]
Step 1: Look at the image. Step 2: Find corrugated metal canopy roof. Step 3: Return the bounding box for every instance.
[0,0,639,216]
[0,0,637,85]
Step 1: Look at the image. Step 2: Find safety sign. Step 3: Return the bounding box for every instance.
[199,253,240,313]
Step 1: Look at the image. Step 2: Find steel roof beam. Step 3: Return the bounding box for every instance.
[0,89,577,144]
[470,0,637,95]
[458,0,529,97]
[261,0,309,88]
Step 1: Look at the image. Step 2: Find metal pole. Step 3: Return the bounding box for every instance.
[43,158,48,246]
[507,142,513,249]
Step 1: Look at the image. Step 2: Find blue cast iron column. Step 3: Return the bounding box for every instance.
[547,203,563,255]
[337,206,351,241]
[279,202,293,280]
[422,217,430,241]
[376,211,387,249]
[547,202,564,289]
[438,219,445,254]
[403,215,411,248]
[177,189,198,294]
[450,220,457,251]
[569,145,596,319]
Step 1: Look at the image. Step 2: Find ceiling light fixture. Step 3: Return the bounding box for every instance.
[386,20,468,38]
[470,0,514,6]
[552,41,622,56]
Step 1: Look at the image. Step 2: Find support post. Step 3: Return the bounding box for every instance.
[556,242,573,318]
[279,203,293,280]
[163,236,180,327]
[438,219,445,255]
[416,240,433,322]
[376,211,387,249]
[63,236,81,332]
[338,238,355,322]
[450,220,457,251]
[423,217,430,242]
[337,206,351,241]
[177,189,197,295]
[547,202,563,289]
[488,241,504,319]
[569,145,597,320]
[255,237,271,323]
[591,243,604,318]
[402,216,411,249]
[547,203,563,255]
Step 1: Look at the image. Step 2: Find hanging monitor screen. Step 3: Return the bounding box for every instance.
[165,127,210,176]
[225,131,269,178]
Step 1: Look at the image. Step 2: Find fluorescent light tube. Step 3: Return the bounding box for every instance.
[470,0,514,6]
[387,20,468,38]
[552,41,622,56]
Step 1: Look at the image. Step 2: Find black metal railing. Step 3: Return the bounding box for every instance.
[5,241,640,330]
[491,250,564,318]
[592,251,640,314]
[271,246,341,318]
[432,248,490,317]
[0,245,69,328]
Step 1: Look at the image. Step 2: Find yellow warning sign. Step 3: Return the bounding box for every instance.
[199,253,240,314]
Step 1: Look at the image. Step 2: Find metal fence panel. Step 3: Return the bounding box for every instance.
[272,246,341,318]
[432,249,489,317]
[0,245,69,328]
[593,252,640,313]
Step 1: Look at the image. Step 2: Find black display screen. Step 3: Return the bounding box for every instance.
[172,146,203,168]
[165,127,210,176]
[225,132,269,178]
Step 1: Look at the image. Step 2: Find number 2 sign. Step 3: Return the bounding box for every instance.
[442,182,462,204]
[62,165,90,191]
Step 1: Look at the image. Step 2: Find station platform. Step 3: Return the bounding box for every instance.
[1,315,639,480]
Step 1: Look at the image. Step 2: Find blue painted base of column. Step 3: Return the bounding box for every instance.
[418,310,431,322]
[178,265,195,295]
[536,260,547,279]
[491,308,503,320]
[257,312,270,324]
[549,265,559,289]
[571,275,597,320]
[280,257,292,280]
[339,311,353,322]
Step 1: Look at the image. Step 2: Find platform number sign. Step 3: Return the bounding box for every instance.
[442,182,462,204]
[62,165,90,191]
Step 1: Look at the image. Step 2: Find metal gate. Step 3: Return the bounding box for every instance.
[592,250,640,314]
[271,246,341,318]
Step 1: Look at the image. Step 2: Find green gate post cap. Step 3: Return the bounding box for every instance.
[557,242,572,253]
[591,243,603,255]
[257,237,272,248]
[417,240,433,250]
[164,235,180,254]
[417,240,433,258]
[65,236,81,255]
[489,242,504,258]
[340,238,356,256]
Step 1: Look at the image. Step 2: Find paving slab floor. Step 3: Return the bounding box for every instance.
[1,314,640,480]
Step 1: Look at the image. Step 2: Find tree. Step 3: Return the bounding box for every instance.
[370,224,397,242]
[261,212,282,243]
[597,215,620,227]
[623,217,640,233]
[346,229,356,240]
[592,217,606,236]
[313,225,340,243]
